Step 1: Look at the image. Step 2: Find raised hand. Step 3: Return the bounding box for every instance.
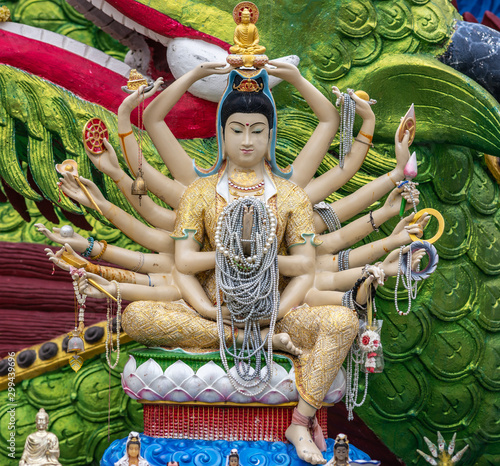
[266,61,302,83]
[122,77,164,110]
[85,139,122,180]
[196,62,232,79]
[389,212,430,243]
[395,129,411,175]
[35,223,88,253]
[59,172,106,210]
[384,185,420,214]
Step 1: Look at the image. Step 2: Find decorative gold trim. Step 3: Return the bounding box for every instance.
[139,399,335,408]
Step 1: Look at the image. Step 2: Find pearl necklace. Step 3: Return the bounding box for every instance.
[228,178,265,191]
[215,196,280,396]
[105,280,122,369]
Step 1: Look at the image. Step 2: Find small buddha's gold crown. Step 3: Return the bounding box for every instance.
[127,69,148,90]
[233,78,263,92]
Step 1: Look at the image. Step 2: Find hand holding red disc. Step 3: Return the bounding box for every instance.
[83,118,108,155]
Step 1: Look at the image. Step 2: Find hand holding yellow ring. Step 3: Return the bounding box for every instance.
[409,208,445,244]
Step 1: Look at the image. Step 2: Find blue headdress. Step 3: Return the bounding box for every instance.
[194,68,292,179]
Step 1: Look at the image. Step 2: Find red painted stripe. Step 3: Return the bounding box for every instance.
[0,29,216,139]
[106,0,230,51]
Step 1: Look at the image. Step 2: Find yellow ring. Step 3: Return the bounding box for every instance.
[409,208,445,244]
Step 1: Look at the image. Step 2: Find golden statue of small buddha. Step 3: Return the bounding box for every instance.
[228,2,268,68]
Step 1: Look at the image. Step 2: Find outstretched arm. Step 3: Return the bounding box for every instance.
[143,63,231,186]
[88,139,176,230]
[304,89,376,203]
[316,185,419,255]
[305,266,385,307]
[117,81,186,209]
[316,212,429,272]
[36,224,174,273]
[59,173,173,253]
[266,61,339,188]
[79,272,181,302]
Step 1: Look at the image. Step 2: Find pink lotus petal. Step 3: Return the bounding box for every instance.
[122,385,140,400]
[275,379,297,397]
[165,388,194,403]
[196,361,226,385]
[122,355,137,379]
[324,389,344,404]
[404,151,418,179]
[197,387,226,403]
[258,390,289,405]
[149,375,175,398]
[122,373,146,394]
[135,359,163,386]
[180,374,208,396]
[137,387,163,401]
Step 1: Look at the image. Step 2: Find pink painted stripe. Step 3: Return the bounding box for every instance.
[0,29,216,139]
[106,0,230,50]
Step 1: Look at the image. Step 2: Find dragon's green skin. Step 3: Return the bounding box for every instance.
[0,0,499,464]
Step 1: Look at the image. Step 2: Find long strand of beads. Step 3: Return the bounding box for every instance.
[215,196,279,396]
[394,245,418,316]
[337,91,356,169]
[105,281,122,369]
[345,342,369,421]
[313,201,341,233]
[70,267,87,326]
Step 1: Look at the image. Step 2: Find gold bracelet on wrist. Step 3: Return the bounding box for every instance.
[92,240,108,260]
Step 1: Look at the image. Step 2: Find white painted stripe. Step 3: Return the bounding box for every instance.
[0,21,131,77]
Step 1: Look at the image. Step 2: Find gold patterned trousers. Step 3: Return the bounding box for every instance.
[122,301,359,409]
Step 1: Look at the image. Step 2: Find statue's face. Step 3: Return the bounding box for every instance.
[35,415,48,431]
[224,113,269,169]
[335,446,348,461]
[241,10,250,23]
[127,443,140,459]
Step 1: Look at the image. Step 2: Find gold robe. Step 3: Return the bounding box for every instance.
[123,167,358,409]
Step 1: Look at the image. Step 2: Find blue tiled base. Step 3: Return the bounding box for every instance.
[101,436,380,465]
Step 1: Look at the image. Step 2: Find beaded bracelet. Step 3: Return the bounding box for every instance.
[369,211,379,232]
[92,240,107,260]
[82,237,95,258]
[352,275,368,305]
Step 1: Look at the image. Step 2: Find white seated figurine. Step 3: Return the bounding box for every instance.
[19,409,61,466]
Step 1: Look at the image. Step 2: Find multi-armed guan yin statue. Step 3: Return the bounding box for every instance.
[32,2,443,464]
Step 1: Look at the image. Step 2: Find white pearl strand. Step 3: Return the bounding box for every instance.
[105,280,122,369]
[215,196,280,396]
[337,91,356,169]
[395,187,419,315]
[345,342,369,421]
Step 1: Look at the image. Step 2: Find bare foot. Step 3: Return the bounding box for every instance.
[286,423,326,464]
[272,333,302,356]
